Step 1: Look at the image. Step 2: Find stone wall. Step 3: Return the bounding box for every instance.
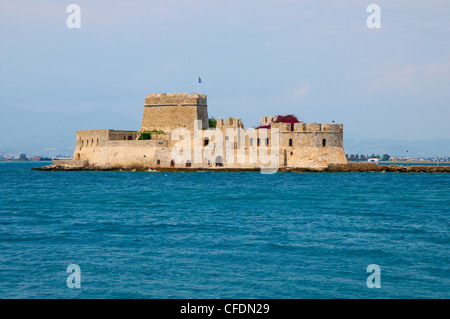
[140,93,209,132]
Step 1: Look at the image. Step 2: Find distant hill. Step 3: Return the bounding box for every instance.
[0,107,140,156]
[344,133,450,158]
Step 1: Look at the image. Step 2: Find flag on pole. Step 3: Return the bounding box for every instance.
[198,76,202,83]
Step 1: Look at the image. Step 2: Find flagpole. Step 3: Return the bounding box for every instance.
[197,77,199,93]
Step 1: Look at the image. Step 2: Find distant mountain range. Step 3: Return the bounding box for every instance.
[0,107,448,157]
[344,133,450,158]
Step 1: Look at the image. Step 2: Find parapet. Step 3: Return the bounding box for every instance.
[216,118,244,129]
[255,122,343,132]
[144,93,207,107]
[261,116,276,126]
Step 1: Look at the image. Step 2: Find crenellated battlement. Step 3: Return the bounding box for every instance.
[263,122,343,132]
[216,118,244,129]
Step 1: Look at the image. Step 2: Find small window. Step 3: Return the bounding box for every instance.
[225,136,229,141]
[128,136,132,140]
[249,138,253,146]
[157,159,160,165]
[257,138,261,146]
[123,136,126,140]
[97,139,99,146]
[322,139,326,147]
[265,138,269,146]
[215,156,223,167]
[170,160,175,167]
[204,138,209,147]
[289,138,293,147]
[186,161,192,168]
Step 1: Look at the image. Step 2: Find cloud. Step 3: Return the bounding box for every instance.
[367,59,450,93]
[291,85,310,97]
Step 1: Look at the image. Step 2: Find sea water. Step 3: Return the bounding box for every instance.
[0,162,448,298]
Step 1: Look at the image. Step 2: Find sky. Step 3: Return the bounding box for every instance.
[1,0,449,141]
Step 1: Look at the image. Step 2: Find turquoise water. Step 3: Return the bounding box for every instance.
[0,162,448,299]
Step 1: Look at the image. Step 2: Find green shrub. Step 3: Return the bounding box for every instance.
[209,117,217,128]
[138,130,164,140]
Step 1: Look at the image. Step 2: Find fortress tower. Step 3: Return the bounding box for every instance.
[140,93,208,133]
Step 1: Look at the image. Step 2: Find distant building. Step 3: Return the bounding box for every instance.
[368,158,380,162]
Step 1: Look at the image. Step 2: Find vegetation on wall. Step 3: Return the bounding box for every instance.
[138,130,164,140]
[209,117,217,128]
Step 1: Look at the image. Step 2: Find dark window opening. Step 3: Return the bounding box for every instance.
[289,138,293,147]
[322,139,326,147]
[257,138,261,146]
[157,160,160,165]
[215,156,223,167]
[204,138,209,147]
[170,160,175,167]
[128,136,132,140]
[250,138,253,146]
[265,138,269,146]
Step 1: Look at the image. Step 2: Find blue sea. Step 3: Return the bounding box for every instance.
[0,162,448,299]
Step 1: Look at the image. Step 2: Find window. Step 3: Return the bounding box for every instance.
[215,156,223,167]
[265,138,269,146]
[257,138,261,146]
[249,138,253,146]
[186,161,192,168]
[322,139,326,147]
[157,159,160,165]
[170,160,175,167]
[204,138,209,147]
[289,139,293,147]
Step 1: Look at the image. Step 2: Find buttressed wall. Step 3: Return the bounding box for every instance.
[140,93,208,133]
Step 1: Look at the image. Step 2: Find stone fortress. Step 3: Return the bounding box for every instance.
[70,92,347,170]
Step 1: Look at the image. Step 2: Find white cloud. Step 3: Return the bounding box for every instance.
[291,85,310,97]
[367,58,450,93]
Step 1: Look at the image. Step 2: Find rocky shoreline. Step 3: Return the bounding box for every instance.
[32,161,450,173]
